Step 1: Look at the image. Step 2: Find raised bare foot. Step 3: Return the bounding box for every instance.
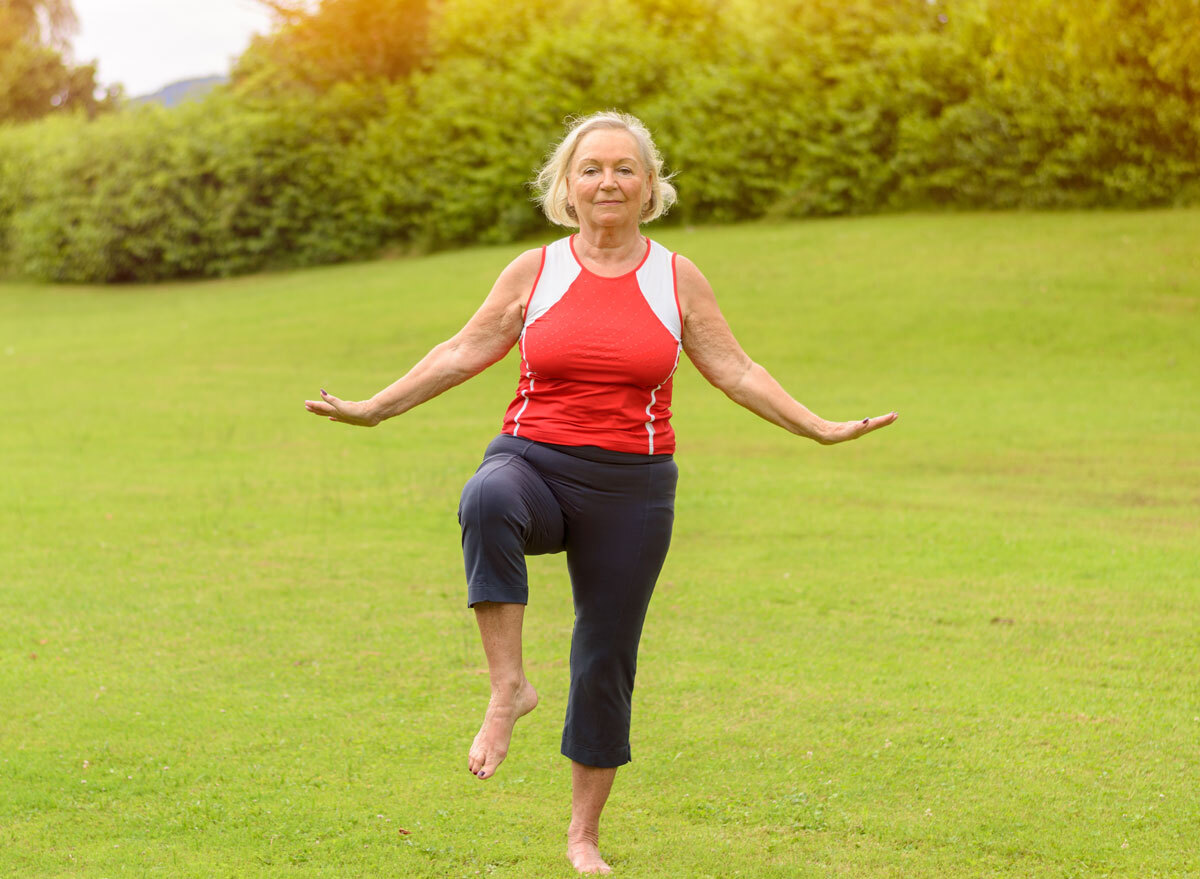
[467,678,537,780]
[567,826,611,875]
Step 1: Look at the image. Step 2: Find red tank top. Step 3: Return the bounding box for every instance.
[501,235,682,454]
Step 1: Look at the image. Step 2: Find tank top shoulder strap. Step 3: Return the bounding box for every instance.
[636,238,682,342]
[525,237,581,328]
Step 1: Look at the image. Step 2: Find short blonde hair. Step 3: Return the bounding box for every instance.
[534,111,677,228]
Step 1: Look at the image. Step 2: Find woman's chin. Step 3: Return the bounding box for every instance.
[586,212,635,228]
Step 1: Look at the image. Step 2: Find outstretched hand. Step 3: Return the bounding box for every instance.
[303,389,382,427]
[819,411,898,445]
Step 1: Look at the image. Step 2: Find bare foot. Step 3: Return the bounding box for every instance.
[467,678,537,780]
[567,826,611,875]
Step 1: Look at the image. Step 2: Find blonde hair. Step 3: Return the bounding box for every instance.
[534,111,677,228]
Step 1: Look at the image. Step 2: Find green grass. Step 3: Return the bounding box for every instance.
[1,210,1198,878]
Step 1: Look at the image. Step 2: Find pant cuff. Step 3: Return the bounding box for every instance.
[466,582,529,608]
[561,735,631,768]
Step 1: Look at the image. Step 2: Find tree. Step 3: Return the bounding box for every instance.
[0,0,118,122]
[233,0,432,95]
[3,0,77,46]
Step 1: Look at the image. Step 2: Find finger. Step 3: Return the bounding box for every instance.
[316,389,348,414]
[859,412,898,434]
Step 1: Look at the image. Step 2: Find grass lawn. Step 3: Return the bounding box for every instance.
[1,210,1197,878]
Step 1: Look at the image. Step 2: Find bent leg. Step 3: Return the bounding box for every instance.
[458,438,565,779]
[468,601,539,780]
[459,441,565,607]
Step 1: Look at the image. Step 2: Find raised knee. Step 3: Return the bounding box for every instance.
[459,463,527,532]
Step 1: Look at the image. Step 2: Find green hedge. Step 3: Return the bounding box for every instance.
[3,84,385,282]
[1,0,1197,283]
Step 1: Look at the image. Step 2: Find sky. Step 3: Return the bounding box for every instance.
[70,0,279,97]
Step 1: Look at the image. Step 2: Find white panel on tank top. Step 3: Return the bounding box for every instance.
[524,238,581,328]
[635,240,681,341]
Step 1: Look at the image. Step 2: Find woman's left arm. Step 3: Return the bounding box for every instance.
[677,255,897,445]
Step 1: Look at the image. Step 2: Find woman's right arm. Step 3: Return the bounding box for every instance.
[304,248,542,427]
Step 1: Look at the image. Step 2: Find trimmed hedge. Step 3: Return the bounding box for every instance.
[1,0,1197,283]
[3,85,385,282]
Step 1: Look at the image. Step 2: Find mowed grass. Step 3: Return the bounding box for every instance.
[1,210,1197,878]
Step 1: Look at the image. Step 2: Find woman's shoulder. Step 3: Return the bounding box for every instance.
[509,237,575,268]
[504,245,548,276]
[649,242,702,284]
[670,251,716,318]
[484,247,546,306]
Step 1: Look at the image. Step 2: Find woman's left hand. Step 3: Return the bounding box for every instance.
[818,412,899,445]
[303,389,382,427]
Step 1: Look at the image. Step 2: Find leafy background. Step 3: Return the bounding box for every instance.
[1,0,1198,282]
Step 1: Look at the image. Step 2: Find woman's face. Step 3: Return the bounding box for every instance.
[566,129,652,230]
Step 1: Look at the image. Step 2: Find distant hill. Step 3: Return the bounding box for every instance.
[133,76,227,108]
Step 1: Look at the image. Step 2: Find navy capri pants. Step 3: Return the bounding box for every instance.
[458,433,678,768]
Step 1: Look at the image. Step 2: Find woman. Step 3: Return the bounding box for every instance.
[305,111,897,875]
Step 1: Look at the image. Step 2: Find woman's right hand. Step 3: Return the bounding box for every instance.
[817,412,899,444]
[303,389,382,427]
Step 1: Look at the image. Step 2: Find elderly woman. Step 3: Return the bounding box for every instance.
[305,111,896,874]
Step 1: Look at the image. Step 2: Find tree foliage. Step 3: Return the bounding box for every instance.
[0,0,117,123]
[2,0,77,46]
[232,0,432,96]
[1,0,1197,283]
[5,85,383,282]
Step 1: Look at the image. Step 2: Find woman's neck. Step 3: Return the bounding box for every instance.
[573,224,646,275]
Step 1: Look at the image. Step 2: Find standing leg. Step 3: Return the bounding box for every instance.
[459,438,565,780]
[547,453,677,872]
[559,457,677,767]
[468,601,539,780]
[567,761,617,874]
